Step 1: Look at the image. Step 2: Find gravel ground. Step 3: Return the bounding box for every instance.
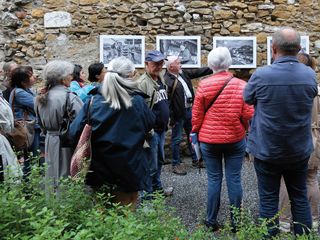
[161,157,259,231]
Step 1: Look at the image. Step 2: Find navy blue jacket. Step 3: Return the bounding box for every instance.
[69,88,155,191]
[244,56,318,163]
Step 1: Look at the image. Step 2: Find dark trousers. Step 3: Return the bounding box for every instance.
[171,107,196,166]
[254,157,312,237]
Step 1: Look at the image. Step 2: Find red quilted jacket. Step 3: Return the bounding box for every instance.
[192,71,254,144]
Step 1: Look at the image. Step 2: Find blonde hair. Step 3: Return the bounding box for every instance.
[101,57,138,110]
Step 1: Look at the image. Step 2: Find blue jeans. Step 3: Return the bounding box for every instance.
[171,107,196,166]
[254,158,311,237]
[200,139,246,228]
[148,131,165,192]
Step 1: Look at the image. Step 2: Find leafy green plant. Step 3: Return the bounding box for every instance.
[0,161,319,240]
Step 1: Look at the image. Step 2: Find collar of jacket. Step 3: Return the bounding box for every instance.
[145,72,165,89]
[165,70,179,79]
[273,56,299,64]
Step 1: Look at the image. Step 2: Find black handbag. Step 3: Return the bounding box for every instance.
[59,91,73,148]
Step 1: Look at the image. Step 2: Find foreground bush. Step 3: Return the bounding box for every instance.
[0,165,319,239]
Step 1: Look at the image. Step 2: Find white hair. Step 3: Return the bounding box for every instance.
[101,56,138,110]
[42,60,74,85]
[38,60,74,105]
[207,47,232,73]
[165,55,179,69]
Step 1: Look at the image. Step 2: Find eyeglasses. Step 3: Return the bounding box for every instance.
[149,61,164,67]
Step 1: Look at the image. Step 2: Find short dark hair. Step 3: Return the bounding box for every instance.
[88,62,104,82]
[72,64,83,82]
[272,27,301,55]
[10,66,33,89]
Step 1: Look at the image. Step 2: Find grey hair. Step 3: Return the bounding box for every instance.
[42,60,74,85]
[101,56,138,110]
[37,60,74,105]
[272,27,301,55]
[165,55,179,69]
[207,47,232,73]
[3,62,17,74]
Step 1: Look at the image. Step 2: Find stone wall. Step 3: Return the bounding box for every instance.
[0,0,320,78]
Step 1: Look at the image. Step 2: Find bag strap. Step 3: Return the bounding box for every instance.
[205,76,233,114]
[149,90,155,109]
[10,88,16,121]
[63,91,71,119]
[10,88,28,121]
[87,96,94,125]
[170,77,178,99]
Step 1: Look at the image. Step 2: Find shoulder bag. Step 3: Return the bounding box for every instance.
[70,96,94,180]
[6,88,35,151]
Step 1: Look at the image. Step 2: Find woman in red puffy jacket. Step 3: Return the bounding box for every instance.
[192,47,254,232]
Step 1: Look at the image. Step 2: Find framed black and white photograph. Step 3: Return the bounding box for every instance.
[156,36,201,68]
[99,35,145,68]
[213,36,257,69]
[267,36,309,65]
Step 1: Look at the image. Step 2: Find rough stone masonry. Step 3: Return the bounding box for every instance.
[0,0,319,80]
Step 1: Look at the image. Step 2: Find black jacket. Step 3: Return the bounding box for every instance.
[164,68,212,124]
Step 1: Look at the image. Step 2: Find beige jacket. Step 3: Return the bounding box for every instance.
[309,88,320,169]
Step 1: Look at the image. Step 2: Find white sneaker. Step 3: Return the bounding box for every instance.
[279,221,291,233]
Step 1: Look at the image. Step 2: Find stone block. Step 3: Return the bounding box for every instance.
[244,13,256,19]
[190,8,212,15]
[117,5,130,13]
[241,23,263,32]
[44,11,71,28]
[185,25,203,34]
[183,12,192,22]
[223,21,232,28]
[258,4,275,10]
[214,10,235,19]
[271,10,291,19]
[149,18,162,25]
[16,28,26,35]
[31,9,44,18]
[79,0,98,5]
[258,10,270,18]
[256,32,267,43]
[248,6,258,13]
[236,10,244,18]
[220,28,230,35]
[228,24,240,33]
[189,1,208,8]
[228,2,248,9]
[44,0,66,6]
[35,31,45,41]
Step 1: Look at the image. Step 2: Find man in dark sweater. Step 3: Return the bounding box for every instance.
[164,56,212,175]
[138,50,173,196]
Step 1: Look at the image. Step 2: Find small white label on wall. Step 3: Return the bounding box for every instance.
[44,11,71,28]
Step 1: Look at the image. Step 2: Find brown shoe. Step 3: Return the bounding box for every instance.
[172,164,187,175]
[192,160,205,168]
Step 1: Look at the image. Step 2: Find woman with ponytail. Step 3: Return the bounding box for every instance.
[69,56,155,209]
[35,60,83,186]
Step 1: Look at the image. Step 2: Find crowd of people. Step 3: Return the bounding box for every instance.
[0,26,319,238]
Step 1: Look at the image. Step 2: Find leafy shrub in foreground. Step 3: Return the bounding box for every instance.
[0,164,319,239]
